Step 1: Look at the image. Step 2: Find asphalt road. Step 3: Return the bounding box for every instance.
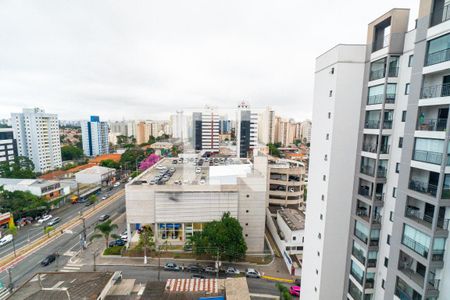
[91,264,292,297]
[0,188,126,290]
[0,186,122,259]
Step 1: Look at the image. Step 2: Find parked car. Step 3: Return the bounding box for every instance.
[289,286,301,296]
[245,268,261,278]
[47,217,61,226]
[191,274,205,279]
[225,267,240,275]
[85,201,93,207]
[164,262,180,271]
[101,195,107,200]
[114,182,121,188]
[0,234,13,247]
[294,278,301,286]
[41,253,57,266]
[38,215,52,224]
[120,231,128,241]
[109,239,126,247]
[204,266,217,273]
[99,214,110,222]
[186,264,203,273]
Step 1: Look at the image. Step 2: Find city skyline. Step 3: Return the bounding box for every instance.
[0,0,418,121]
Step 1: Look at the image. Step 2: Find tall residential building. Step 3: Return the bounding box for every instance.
[11,108,62,173]
[300,120,312,144]
[236,102,259,158]
[301,45,366,300]
[0,128,17,165]
[258,107,276,145]
[192,109,220,152]
[81,116,109,157]
[109,121,128,136]
[135,121,151,145]
[303,2,450,300]
[276,118,297,146]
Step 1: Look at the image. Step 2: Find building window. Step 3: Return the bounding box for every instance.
[324,154,328,161]
[318,233,321,239]
[382,279,385,289]
[329,90,333,97]
[317,251,320,256]
[245,234,248,237]
[392,187,397,198]
[384,257,389,267]
[316,269,319,275]
[246,210,249,213]
[326,133,329,140]
[398,137,403,148]
[320,214,323,220]
[330,67,335,74]
[328,112,331,119]
[321,195,325,201]
[245,223,248,226]
[396,163,400,173]
[402,111,407,122]
[293,236,296,241]
[390,211,393,222]
[323,175,326,181]
[405,83,410,95]
[408,55,413,67]
[387,234,391,245]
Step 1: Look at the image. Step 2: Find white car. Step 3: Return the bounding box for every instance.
[38,215,53,224]
[0,234,13,247]
[101,196,107,200]
[120,231,128,241]
[245,268,261,278]
[114,182,120,187]
[226,267,240,275]
[156,165,167,170]
[195,168,201,174]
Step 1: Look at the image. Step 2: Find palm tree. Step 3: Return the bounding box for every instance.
[90,220,119,248]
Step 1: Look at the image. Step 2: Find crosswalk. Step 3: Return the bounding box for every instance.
[60,262,83,272]
[0,287,10,300]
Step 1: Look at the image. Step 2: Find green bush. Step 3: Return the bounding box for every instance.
[103,245,124,256]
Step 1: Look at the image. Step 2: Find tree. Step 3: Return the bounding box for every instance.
[148,135,156,145]
[0,156,36,179]
[44,225,54,238]
[120,148,145,171]
[61,145,84,161]
[156,134,170,142]
[100,159,120,169]
[137,226,155,264]
[0,188,49,218]
[138,154,160,172]
[267,143,281,157]
[275,283,292,300]
[88,194,98,209]
[187,212,247,261]
[90,220,119,248]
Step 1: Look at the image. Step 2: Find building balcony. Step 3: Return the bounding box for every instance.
[377,167,387,178]
[362,143,377,153]
[369,69,385,81]
[383,120,393,129]
[355,228,368,244]
[416,118,447,131]
[364,120,380,129]
[388,66,399,78]
[367,258,377,268]
[402,235,429,258]
[430,2,450,27]
[367,94,384,105]
[361,165,375,177]
[413,150,443,165]
[352,246,366,265]
[420,83,450,99]
[426,48,450,66]
[409,180,438,197]
[365,278,375,289]
[348,280,363,300]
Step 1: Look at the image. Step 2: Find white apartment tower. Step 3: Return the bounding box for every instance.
[301,45,366,299]
[192,109,220,153]
[303,1,450,300]
[11,108,62,173]
[81,116,109,157]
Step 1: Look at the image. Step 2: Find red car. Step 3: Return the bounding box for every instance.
[289,285,301,296]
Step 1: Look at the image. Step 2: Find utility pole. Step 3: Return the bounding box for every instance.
[93,249,98,271]
[81,217,87,246]
[55,251,59,272]
[7,268,13,292]
[216,249,220,280]
[157,246,161,281]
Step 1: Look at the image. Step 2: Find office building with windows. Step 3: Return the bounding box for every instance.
[81,116,109,157]
[302,1,450,299]
[11,108,62,173]
[192,109,220,153]
[0,128,17,165]
[236,102,259,158]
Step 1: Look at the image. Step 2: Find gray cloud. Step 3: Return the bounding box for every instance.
[0,0,418,121]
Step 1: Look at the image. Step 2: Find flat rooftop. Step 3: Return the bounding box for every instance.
[9,272,114,300]
[278,208,305,231]
[76,165,115,175]
[131,157,251,186]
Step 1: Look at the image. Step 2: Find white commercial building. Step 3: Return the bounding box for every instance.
[75,166,116,186]
[236,101,259,158]
[11,108,62,173]
[125,155,268,253]
[267,207,305,276]
[0,178,70,203]
[81,116,109,157]
[301,44,366,300]
[303,2,450,300]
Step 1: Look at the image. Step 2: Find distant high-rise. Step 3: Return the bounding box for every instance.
[236,101,259,158]
[0,128,17,165]
[192,109,220,152]
[81,116,109,157]
[258,107,276,145]
[300,120,312,144]
[11,108,62,173]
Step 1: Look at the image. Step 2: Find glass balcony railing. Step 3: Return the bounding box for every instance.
[421,83,450,99]
[385,94,396,104]
[361,165,375,177]
[402,235,429,258]
[350,269,364,285]
[388,67,399,77]
[417,118,447,131]
[413,150,443,165]
[380,144,390,154]
[367,94,384,105]
[431,249,445,262]
[431,3,450,27]
[367,258,377,267]
[349,281,363,300]
[365,278,375,289]
[426,48,450,66]
[362,143,377,153]
[383,120,393,129]
[377,167,387,178]
[369,69,385,81]
[365,120,380,129]
[358,187,372,198]
[442,187,450,199]
[409,180,438,197]
[355,228,369,244]
[352,246,366,264]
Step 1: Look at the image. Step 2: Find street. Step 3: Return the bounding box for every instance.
[0,186,125,290]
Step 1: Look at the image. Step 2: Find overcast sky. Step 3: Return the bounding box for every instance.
[0,0,418,121]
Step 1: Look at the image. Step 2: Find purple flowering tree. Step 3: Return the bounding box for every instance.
[139,154,160,172]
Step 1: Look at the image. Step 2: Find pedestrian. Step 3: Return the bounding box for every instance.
[60,229,64,235]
